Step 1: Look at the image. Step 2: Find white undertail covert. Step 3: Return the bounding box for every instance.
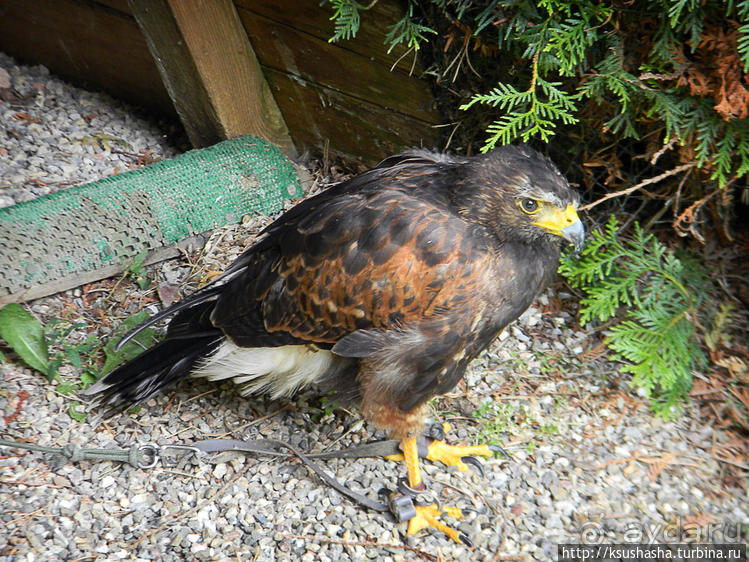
[193,341,335,399]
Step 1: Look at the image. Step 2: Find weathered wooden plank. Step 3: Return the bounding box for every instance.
[237,7,438,123]
[129,0,296,156]
[264,67,439,164]
[235,0,425,76]
[0,0,173,115]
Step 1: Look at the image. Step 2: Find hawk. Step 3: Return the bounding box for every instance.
[83,145,584,543]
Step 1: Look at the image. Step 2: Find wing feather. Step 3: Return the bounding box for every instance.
[210,165,493,350]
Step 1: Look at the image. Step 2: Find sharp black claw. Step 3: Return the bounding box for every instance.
[378,487,393,500]
[461,505,487,515]
[461,455,485,477]
[489,444,512,459]
[459,532,473,547]
[397,477,426,496]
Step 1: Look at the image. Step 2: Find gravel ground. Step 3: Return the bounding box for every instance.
[0,52,179,207]
[1,52,747,561]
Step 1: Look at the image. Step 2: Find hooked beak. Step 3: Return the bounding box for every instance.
[533,204,585,251]
[561,218,585,252]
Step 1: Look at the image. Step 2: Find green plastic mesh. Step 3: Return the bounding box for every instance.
[0,135,302,301]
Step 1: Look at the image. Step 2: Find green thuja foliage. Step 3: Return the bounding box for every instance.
[558,217,712,415]
[461,70,579,148]
[324,0,749,189]
[326,0,436,48]
[384,3,437,52]
[327,0,364,43]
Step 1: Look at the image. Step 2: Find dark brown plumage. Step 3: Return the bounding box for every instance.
[83,145,583,542]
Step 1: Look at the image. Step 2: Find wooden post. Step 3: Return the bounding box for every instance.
[128,0,296,157]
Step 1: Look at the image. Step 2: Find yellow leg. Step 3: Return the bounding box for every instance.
[402,436,423,489]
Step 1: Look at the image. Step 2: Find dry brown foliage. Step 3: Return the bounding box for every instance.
[675,24,749,120]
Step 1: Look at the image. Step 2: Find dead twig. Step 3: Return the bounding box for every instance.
[581,162,698,212]
[208,406,290,439]
[651,137,677,165]
[673,186,724,242]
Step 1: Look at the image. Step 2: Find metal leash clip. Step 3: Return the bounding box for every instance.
[136,444,201,469]
[377,477,442,523]
[387,492,417,522]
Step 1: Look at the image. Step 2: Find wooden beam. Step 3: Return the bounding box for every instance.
[128,0,296,156]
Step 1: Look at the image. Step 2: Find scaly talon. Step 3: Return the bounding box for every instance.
[425,421,447,441]
[386,434,497,474]
[426,440,494,472]
[406,503,470,545]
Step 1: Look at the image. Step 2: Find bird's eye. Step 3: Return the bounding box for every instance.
[520,198,540,214]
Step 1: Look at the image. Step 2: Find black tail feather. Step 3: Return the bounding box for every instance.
[114,289,220,351]
[81,334,223,416]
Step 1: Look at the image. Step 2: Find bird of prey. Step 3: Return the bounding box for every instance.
[83,145,584,544]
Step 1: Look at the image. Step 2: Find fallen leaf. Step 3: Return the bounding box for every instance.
[683,511,717,528]
[100,310,159,375]
[157,283,180,307]
[12,112,40,123]
[716,356,748,378]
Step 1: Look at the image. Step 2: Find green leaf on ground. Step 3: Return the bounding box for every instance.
[100,311,159,376]
[0,303,50,378]
[56,381,80,396]
[68,401,88,422]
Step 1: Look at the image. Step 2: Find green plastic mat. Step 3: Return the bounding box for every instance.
[0,135,303,303]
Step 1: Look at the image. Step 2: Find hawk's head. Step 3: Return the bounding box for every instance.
[453,145,584,251]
